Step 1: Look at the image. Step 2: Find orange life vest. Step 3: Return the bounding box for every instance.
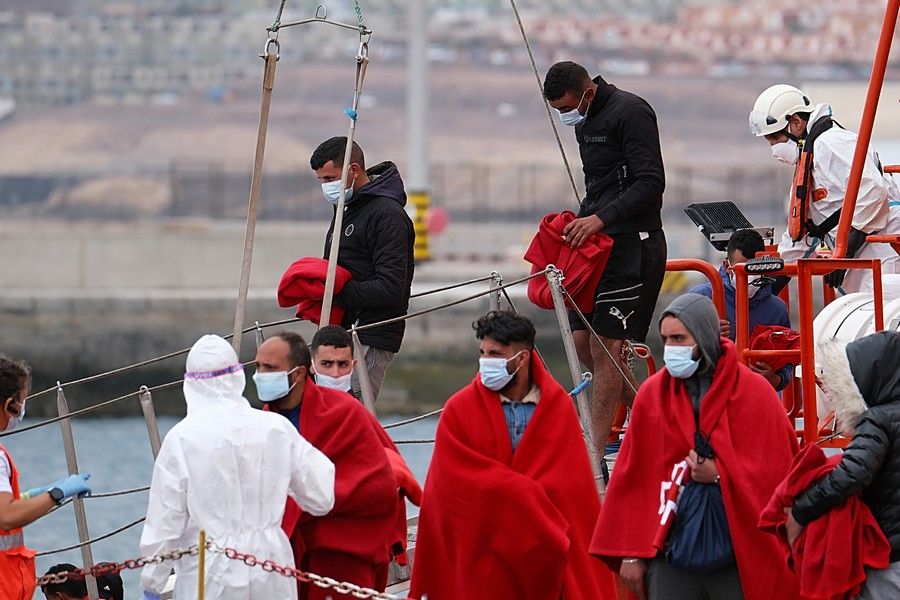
[787,117,837,242]
[0,444,36,600]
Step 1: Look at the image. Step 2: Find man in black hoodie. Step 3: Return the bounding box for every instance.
[543,61,667,455]
[310,137,415,401]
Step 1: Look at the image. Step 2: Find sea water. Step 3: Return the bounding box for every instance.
[3,415,437,599]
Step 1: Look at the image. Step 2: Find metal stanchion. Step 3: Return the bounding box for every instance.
[56,384,100,600]
[351,330,377,416]
[139,386,163,459]
[544,268,605,495]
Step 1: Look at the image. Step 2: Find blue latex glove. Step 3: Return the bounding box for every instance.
[51,473,91,500]
[143,592,161,600]
[20,484,53,500]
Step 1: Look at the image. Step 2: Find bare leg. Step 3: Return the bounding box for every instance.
[589,335,627,454]
[573,330,593,371]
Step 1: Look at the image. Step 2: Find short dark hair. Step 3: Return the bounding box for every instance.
[42,563,87,597]
[0,355,30,406]
[543,61,592,101]
[310,136,366,171]
[311,325,352,356]
[43,563,124,600]
[726,229,765,261]
[272,331,312,371]
[473,311,536,349]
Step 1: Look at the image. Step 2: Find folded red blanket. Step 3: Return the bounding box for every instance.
[277,257,351,325]
[523,211,613,312]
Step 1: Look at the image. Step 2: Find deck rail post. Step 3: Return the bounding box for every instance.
[56,384,100,600]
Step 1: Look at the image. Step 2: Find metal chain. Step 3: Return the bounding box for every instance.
[506,0,581,207]
[209,543,404,600]
[35,545,200,587]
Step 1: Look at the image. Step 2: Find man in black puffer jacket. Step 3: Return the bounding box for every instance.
[311,137,415,402]
[788,331,900,598]
[543,61,667,458]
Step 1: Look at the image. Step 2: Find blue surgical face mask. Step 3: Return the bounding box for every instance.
[316,371,352,393]
[252,367,299,402]
[557,90,589,127]
[663,345,700,379]
[479,351,524,391]
[321,179,354,205]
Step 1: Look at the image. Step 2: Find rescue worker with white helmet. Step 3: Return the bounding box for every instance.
[139,334,335,600]
[749,84,900,293]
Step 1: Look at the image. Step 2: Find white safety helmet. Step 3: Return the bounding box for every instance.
[749,84,814,137]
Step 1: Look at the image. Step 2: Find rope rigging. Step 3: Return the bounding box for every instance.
[506,0,581,208]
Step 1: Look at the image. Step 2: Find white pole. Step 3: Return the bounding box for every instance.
[407,0,428,192]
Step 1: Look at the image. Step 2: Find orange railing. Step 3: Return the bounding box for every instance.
[733,258,885,446]
[832,0,899,258]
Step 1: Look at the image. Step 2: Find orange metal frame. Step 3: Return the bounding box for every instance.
[664,259,726,318]
[832,0,899,258]
[733,259,885,446]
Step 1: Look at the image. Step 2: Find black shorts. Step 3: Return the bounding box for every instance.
[568,230,667,342]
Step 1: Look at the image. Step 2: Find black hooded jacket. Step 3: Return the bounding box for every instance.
[793,331,900,560]
[575,76,665,234]
[324,161,415,353]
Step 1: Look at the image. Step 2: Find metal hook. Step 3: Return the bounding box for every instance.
[356,38,370,62]
[260,37,280,60]
[315,4,327,19]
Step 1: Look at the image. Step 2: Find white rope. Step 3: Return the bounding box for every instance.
[506,0,581,207]
[320,35,371,327]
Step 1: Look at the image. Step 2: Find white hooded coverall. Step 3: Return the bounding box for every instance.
[777,103,900,293]
[140,335,335,599]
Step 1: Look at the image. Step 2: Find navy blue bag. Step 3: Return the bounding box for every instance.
[665,430,735,573]
[665,480,734,573]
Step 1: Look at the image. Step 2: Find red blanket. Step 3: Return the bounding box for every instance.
[590,340,800,600]
[759,444,891,600]
[750,325,801,371]
[409,355,617,600]
[277,257,352,325]
[266,383,399,598]
[523,211,613,312]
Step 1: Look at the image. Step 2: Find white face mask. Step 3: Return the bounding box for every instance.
[728,272,762,298]
[771,141,800,165]
[3,400,24,432]
[321,178,355,205]
[557,90,589,127]
[316,372,352,393]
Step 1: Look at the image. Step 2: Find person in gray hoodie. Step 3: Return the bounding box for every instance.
[604,293,800,600]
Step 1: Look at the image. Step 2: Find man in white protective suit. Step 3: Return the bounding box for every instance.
[139,334,335,600]
[749,84,900,294]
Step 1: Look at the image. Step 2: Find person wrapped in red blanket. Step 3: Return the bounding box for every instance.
[760,444,890,600]
[410,311,617,600]
[785,332,900,599]
[590,293,800,600]
[277,257,352,326]
[523,210,613,312]
[254,331,400,599]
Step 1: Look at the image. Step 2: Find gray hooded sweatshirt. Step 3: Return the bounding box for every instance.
[659,293,723,414]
